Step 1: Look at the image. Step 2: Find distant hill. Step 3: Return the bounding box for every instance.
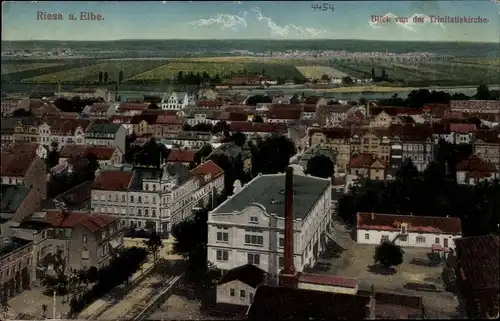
[2,40,499,58]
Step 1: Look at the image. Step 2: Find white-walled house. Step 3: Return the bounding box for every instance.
[84,122,126,153]
[161,92,190,111]
[355,212,462,254]
[216,264,267,307]
[38,118,90,149]
[207,172,332,277]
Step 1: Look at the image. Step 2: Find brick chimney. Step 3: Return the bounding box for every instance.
[279,166,297,288]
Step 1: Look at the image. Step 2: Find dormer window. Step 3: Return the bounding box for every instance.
[249,216,259,224]
[400,223,408,234]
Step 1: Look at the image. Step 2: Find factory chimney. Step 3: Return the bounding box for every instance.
[279,166,297,288]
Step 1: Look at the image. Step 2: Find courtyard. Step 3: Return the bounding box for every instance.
[313,239,461,319]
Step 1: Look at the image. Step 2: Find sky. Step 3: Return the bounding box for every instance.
[2,0,500,42]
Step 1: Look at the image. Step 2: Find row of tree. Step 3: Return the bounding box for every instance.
[338,140,500,237]
[98,70,124,84]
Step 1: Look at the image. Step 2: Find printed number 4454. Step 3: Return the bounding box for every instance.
[311,3,335,12]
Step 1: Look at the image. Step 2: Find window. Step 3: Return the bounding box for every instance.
[365,233,369,240]
[82,235,88,244]
[399,235,408,242]
[435,237,440,244]
[216,250,228,261]
[416,236,425,243]
[278,256,284,268]
[122,195,125,202]
[381,235,389,242]
[230,288,235,296]
[145,184,149,191]
[240,290,246,298]
[145,209,149,216]
[444,238,448,247]
[248,253,260,265]
[279,234,284,247]
[249,216,258,223]
[217,226,229,242]
[245,234,263,246]
[130,195,134,202]
[152,209,156,217]
[138,196,142,203]
[138,209,142,215]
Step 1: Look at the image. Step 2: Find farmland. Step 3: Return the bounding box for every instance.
[1,62,63,74]
[296,66,348,79]
[130,62,303,80]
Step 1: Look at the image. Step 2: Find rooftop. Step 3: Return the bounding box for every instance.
[212,173,330,220]
[0,237,31,258]
[356,212,462,235]
[248,285,371,320]
[0,184,31,214]
[85,122,121,134]
[92,170,134,191]
[218,264,267,288]
[44,210,118,233]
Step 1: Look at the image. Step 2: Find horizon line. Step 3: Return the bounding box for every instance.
[2,38,499,44]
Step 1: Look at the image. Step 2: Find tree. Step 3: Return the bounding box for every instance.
[12,108,32,117]
[46,141,60,169]
[212,121,230,134]
[39,249,69,295]
[182,123,192,131]
[476,83,491,100]
[191,123,213,132]
[252,135,296,175]
[253,115,264,123]
[98,71,103,84]
[118,70,124,84]
[306,155,335,179]
[371,68,375,80]
[103,72,108,83]
[144,231,163,265]
[148,102,159,109]
[194,144,213,165]
[320,74,330,81]
[374,241,404,269]
[341,76,354,85]
[230,132,247,147]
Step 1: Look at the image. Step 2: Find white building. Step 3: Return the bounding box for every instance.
[216,264,267,307]
[355,212,462,253]
[38,118,90,149]
[84,122,126,153]
[207,170,332,277]
[91,161,224,233]
[161,92,191,111]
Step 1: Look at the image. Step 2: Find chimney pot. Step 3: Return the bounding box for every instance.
[371,212,375,220]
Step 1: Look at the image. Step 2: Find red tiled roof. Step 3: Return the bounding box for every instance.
[302,104,317,113]
[197,100,223,108]
[266,109,302,120]
[309,127,351,140]
[167,148,196,163]
[389,124,433,141]
[298,273,358,288]
[88,103,110,112]
[229,121,286,133]
[156,115,182,125]
[451,100,500,111]
[86,146,117,160]
[270,103,302,110]
[44,117,91,135]
[109,115,134,124]
[218,111,248,122]
[349,153,386,169]
[130,114,158,125]
[44,210,118,232]
[189,160,224,186]
[59,145,88,159]
[0,150,37,176]
[450,123,476,133]
[456,155,497,173]
[372,107,423,117]
[356,212,462,235]
[92,171,134,191]
[303,96,321,104]
[117,103,148,111]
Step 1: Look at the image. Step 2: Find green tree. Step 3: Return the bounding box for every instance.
[306,155,335,179]
[144,231,163,265]
[194,145,213,165]
[253,115,264,123]
[252,134,296,175]
[12,108,33,117]
[230,132,247,147]
[103,72,108,83]
[148,102,159,109]
[475,83,491,100]
[118,70,124,84]
[374,241,404,269]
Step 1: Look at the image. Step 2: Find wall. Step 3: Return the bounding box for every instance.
[356,228,461,250]
[25,156,47,200]
[216,280,256,306]
[297,281,358,295]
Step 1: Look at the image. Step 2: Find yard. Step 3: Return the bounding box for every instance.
[1,62,63,75]
[296,66,348,79]
[314,241,461,319]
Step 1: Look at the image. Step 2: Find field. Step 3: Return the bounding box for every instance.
[129,61,303,81]
[1,62,63,74]
[296,66,347,79]
[1,56,499,87]
[23,60,168,83]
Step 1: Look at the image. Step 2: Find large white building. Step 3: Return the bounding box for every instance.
[355,212,462,252]
[84,123,127,154]
[161,92,193,111]
[207,169,332,277]
[91,161,224,233]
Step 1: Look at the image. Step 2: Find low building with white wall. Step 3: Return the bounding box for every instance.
[207,170,332,278]
[355,212,462,253]
[216,264,267,308]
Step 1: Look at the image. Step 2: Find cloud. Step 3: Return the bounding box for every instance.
[369,12,444,32]
[252,7,327,37]
[234,1,242,4]
[189,11,248,30]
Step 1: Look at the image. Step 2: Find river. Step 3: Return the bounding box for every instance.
[2,83,498,100]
